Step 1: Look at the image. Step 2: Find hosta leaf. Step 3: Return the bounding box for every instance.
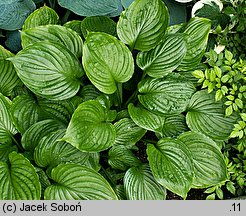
[9,41,84,100]
[22,6,59,30]
[82,32,134,94]
[147,138,194,199]
[81,16,116,38]
[5,30,22,53]
[128,104,165,134]
[178,17,211,71]
[0,46,21,96]
[79,84,102,101]
[114,118,146,146]
[117,0,169,51]
[0,142,17,162]
[63,20,83,37]
[34,130,98,171]
[62,100,116,152]
[0,93,17,143]
[21,25,83,58]
[178,131,227,188]
[186,90,238,141]
[124,164,166,200]
[58,0,120,17]
[136,34,187,78]
[162,114,188,138]
[22,119,66,151]
[108,145,141,171]
[0,152,41,199]
[11,93,75,134]
[121,0,134,8]
[138,74,196,115]
[0,0,36,30]
[44,163,118,200]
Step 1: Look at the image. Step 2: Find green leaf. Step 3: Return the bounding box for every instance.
[21,119,66,151]
[81,16,116,38]
[80,84,102,101]
[162,114,188,138]
[215,89,223,101]
[136,34,187,78]
[22,5,59,30]
[9,41,84,100]
[226,182,236,195]
[114,118,146,146]
[216,187,223,199]
[58,0,121,17]
[0,93,17,143]
[0,0,36,30]
[124,164,166,200]
[62,100,116,152]
[0,152,41,199]
[21,25,83,58]
[34,130,99,171]
[178,131,227,188]
[138,74,196,115]
[225,50,233,62]
[225,105,233,116]
[206,193,215,200]
[178,17,211,71]
[186,90,238,141]
[147,139,193,199]
[82,32,134,94]
[235,98,243,109]
[63,20,83,37]
[0,46,21,96]
[128,104,165,134]
[44,163,118,200]
[117,0,169,51]
[108,145,141,171]
[192,70,204,79]
[0,142,17,162]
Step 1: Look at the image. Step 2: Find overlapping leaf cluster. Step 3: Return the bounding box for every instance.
[0,0,240,200]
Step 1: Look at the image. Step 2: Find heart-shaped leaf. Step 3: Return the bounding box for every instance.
[136,34,187,78]
[9,41,84,100]
[0,46,21,96]
[186,90,238,141]
[114,118,146,146]
[0,93,17,143]
[21,25,83,58]
[58,0,120,17]
[178,131,227,188]
[124,164,166,200]
[0,152,41,199]
[108,145,141,171]
[117,0,169,51]
[34,130,99,171]
[80,84,102,101]
[138,74,196,115]
[147,138,194,199]
[82,32,134,94]
[63,20,83,37]
[178,17,211,71]
[62,100,116,152]
[23,5,59,30]
[81,16,116,38]
[0,0,36,30]
[22,119,66,151]
[44,163,118,200]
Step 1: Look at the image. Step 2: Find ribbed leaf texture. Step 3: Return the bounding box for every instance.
[117,0,169,51]
[137,34,187,78]
[124,164,166,200]
[22,6,59,30]
[147,138,193,199]
[82,32,134,94]
[186,90,238,141]
[44,163,118,200]
[178,131,227,188]
[138,74,196,115]
[9,41,84,100]
[0,152,41,199]
[62,100,116,152]
[21,25,83,58]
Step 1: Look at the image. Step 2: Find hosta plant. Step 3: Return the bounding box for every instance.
[0,0,239,200]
